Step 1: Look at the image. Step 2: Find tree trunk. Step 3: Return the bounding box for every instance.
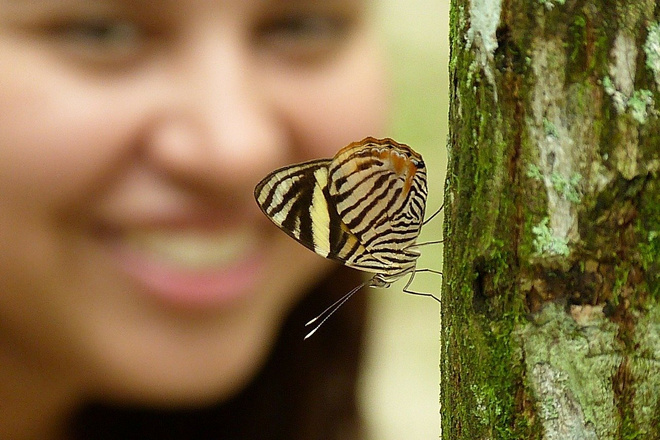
[441,1,660,439]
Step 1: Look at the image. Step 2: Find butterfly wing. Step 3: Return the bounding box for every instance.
[254,159,369,263]
[326,138,428,274]
[254,138,428,278]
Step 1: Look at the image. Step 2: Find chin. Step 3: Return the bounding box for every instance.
[87,307,282,409]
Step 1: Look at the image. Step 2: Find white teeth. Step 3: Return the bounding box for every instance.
[124,229,255,269]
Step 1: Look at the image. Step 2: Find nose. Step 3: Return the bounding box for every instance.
[143,31,287,192]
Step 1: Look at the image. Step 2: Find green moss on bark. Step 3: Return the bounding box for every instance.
[442,0,659,438]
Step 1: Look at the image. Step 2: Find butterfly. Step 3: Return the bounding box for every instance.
[254,137,441,338]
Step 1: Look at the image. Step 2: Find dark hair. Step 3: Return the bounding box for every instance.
[72,266,368,440]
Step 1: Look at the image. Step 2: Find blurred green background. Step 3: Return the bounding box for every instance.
[359,1,449,439]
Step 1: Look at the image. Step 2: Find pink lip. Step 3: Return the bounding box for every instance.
[111,243,264,310]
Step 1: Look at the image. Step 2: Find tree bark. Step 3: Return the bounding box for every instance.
[441,1,660,439]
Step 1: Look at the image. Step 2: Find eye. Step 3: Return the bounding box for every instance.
[44,17,149,65]
[256,10,354,63]
[58,18,140,46]
[268,14,342,39]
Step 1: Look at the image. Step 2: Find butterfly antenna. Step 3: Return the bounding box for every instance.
[304,280,367,340]
[422,201,444,226]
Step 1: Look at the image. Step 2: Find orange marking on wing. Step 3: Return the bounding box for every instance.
[403,160,417,195]
[386,149,418,195]
[390,150,406,175]
[332,137,422,196]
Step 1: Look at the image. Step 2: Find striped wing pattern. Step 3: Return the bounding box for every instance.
[254,137,427,285]
[254,159,368,261]
[328,138,427,280]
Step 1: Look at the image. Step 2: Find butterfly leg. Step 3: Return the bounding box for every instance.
[401,269,441,303]
[414,239,445,247]
[422,201,444,226]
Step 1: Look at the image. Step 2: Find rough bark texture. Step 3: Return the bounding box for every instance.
[441,1,660,439]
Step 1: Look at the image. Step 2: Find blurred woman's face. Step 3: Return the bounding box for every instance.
[0,0,388,408]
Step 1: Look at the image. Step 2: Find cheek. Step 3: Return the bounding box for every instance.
[0,72,142,211]
[309,66,390,157]
[267,232,336,299]
[266,38,391,160]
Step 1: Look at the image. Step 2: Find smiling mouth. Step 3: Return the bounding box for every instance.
[123,228,258,270]
[106,226,265,309]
